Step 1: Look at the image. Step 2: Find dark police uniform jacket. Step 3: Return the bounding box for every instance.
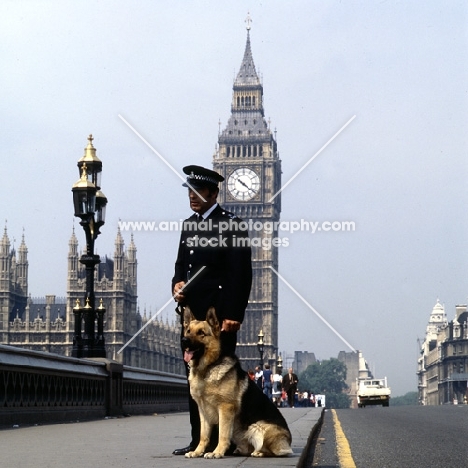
[172,205,252,324]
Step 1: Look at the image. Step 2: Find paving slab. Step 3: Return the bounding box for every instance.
[0,407,323,468]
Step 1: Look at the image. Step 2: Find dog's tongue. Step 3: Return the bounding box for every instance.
[184,350,194,363]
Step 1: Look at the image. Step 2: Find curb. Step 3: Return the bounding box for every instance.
[297,408,325,467]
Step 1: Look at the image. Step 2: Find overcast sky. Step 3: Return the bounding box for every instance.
[1,1,467,397]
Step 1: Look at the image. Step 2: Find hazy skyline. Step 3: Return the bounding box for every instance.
[1,1,467,396]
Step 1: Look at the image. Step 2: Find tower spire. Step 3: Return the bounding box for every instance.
[212,18,281,370]
[235,15,260,87]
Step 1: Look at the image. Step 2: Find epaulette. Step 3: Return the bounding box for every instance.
[221,211,241,221]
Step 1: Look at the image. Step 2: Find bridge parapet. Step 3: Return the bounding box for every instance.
[0,345,188,427]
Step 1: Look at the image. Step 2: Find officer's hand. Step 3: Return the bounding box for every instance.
[173,281,186,302]
[222,319,241,333]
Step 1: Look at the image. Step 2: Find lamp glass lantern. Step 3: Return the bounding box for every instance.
[72,164,97,218]
[95,190,108,225]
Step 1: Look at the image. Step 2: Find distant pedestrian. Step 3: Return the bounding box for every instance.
[310,392,316,407]
[272,371,283,407]
[255,365,263,389]
[282,368,299,408]
[262,364,273,400]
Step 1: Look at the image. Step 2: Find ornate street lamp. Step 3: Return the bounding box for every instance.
[257,329,264,367]
[277,353,283,375]
[77,135,102,189]
[71,135,107,358]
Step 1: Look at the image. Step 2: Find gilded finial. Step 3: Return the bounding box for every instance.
[88,134,94,145]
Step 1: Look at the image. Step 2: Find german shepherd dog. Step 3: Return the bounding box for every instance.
[182,306,293,459]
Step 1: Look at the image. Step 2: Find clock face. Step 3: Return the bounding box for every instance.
[227,167,260,201]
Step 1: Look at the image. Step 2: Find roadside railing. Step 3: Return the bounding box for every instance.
[0,345,188,427]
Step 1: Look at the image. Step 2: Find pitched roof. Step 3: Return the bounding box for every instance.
[234,31,260,87]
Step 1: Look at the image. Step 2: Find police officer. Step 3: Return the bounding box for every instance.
[172,165,252,455]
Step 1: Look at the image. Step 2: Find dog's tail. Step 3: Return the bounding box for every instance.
[247,422,293,457]
[269,433,293,457]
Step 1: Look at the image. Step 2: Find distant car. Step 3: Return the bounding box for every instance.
[357,378,391,408]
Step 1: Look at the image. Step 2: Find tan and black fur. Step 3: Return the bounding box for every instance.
[182,306,293,459]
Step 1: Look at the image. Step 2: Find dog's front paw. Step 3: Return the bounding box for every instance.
[204,451,224,459]
[251,450,265,457]
[185,450,204,458]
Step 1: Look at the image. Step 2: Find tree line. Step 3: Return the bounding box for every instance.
[298,358,351,409]
[298,358,418,408]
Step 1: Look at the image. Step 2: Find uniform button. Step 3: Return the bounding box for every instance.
[189,264,192,268]
[219,285,222,289]
[190,250,194,255]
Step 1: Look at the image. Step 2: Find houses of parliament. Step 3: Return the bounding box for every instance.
[0,22,282,375]
[0,225,184,374]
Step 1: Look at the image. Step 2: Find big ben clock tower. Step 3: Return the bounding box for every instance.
[213,17,282,370]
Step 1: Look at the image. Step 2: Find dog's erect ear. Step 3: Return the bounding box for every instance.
[206,307,220,332]
[183,306,196,329]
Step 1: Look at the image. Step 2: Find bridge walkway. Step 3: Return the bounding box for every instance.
[0,407,322,468]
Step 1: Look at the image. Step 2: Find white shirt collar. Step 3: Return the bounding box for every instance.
[200,203,218,219]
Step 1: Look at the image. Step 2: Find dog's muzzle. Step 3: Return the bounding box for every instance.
[181,336,198,363]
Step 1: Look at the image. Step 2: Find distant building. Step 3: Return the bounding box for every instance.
[0,225,183,375]
[293,351,317,375]
[417,299,468,405]
[213,22,281,370]
[0,228,28,329]
[337,350,373,409]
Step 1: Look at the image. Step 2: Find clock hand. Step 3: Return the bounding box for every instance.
[238,178,249,189]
